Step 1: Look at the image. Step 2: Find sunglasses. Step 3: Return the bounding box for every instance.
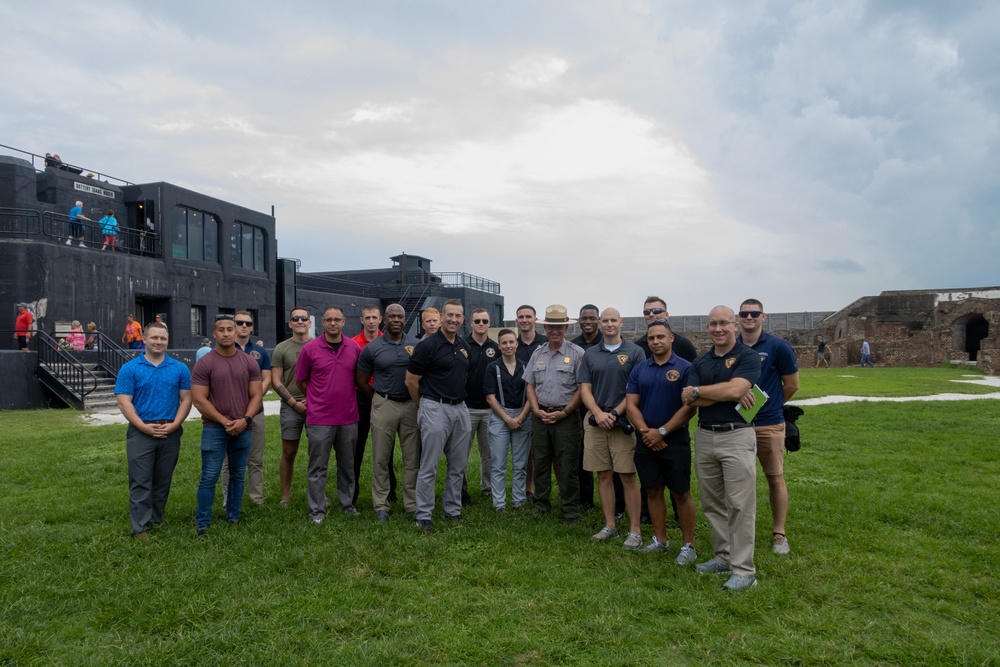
[473,319,489,325]
[290,316,309,322]
[235,320,253,327]
[215,313,235,321]
[643,308,665,316]
[738,311,763,319]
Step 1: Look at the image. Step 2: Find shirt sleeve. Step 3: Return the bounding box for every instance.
[114,363,135,396]
[407,340,432,376]
[483,361,499,396]
[178,363,192,390]
[357,344,375,375]
[625,364,640,395]
[259,347,271,372]
[733,347,762,386]
[191,356,210,387]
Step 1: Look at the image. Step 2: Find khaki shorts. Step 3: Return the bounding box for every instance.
[279,402,306,441]
[754,423,785,476]
[583,415,636,473]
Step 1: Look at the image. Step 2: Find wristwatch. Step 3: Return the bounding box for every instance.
[692,387,700,399]
[658,427,667,437]
[244,416,253,427]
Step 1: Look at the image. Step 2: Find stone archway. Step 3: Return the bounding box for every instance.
[953,313,989,361]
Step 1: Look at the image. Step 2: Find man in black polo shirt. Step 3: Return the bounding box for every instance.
[405,299,472,533]
[635,296,697,362]
[463,307,501,503]
[682,305,761,592]
[514,304,548,365]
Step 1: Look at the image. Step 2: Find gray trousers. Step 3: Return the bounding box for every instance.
[415,400,471,521]
[488,408,532,509]
[370,394,421,513]
[126,424,182,534]
[221,411,266,505]
[466,407,492,494]
[305,423,358,519]
[694,426,757,577]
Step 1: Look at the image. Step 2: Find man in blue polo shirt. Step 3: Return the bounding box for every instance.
[114,321,193,538]
[625,319,697,564]
[737,299,799,555]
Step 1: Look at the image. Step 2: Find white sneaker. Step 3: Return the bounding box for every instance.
[66,239,72,245]
[640,537,668,553]
[773,533,790,555]
[591,526,619,541]
[622,532,642,550]
[675,543,697,565]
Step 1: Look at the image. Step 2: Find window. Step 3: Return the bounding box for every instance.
[172,206,220,262]
[231,221,267,272]
[191,306,205,337]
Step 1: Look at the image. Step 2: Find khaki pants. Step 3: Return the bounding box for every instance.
[370,394,420,513]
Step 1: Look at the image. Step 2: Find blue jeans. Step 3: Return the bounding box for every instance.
[196,424,252,529]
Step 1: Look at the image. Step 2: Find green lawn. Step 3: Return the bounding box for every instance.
[793,366,997,400]
[1,368,998,665]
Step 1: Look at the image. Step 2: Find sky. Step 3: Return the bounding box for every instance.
[2,0,998,318]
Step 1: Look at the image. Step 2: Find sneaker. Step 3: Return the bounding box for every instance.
[675,544,697,565]
[639,514,652,525]
[695,558,731,575]
[342,505,359,516]
[773,533,790,555]
[279,499,291,509]
[641,537,668,553]
[252,498,265,506]
[562,516,578,525]
[66,239,72,245]
[196,528,207,537]
[614,510,625,520]
[622,532,643,550]
[591,526,620,541]
[311,516,324,525]
[376,510,389,522]
[495,506,506,513]
[416,519,434,534]
[722,574,758,592]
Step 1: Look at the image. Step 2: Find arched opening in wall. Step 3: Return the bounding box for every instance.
[953,314,989,361]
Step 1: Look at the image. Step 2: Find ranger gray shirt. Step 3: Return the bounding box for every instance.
[522,340,585,407]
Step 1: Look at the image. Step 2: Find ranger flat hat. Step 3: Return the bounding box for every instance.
[538,304,576,325]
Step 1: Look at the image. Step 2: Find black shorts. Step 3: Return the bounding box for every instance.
[634,440,691,495]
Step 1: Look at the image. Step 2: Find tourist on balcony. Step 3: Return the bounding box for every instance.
[100,209,119,251]
[67,201,91,247]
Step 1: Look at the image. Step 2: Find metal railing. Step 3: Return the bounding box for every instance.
[434,272,500,295]
[33,330,99,408]
[0,207,42,236]
[0,143,133,186]
[40,210,160,257]
[93,332,133,377]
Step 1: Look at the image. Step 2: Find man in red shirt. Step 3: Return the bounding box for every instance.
[351,304,383,508]
[14,303,33,351]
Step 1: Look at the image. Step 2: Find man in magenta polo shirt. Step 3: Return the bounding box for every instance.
[295,305,362,523]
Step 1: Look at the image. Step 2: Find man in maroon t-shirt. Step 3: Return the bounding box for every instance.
[192,314,263,535]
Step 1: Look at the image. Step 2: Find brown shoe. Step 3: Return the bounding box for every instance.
[135,531,149,539]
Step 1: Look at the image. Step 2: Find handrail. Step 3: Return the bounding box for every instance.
[40,210,160,257]
[94,332,133,377]
[0,142,133,186]
[0,207,41,236]
[33,330,99,402]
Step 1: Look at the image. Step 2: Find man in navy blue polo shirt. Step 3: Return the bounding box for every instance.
[625,319,697,564]
[737,299,799,555]
[406,299,472,533]
[114,321,193,538]
[682,305,761,592]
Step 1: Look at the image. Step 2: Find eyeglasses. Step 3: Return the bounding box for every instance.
[643,308,666,316]
[235,320,253,327]
[707,321,736,329]
[738,311,763,319]
[323,317,345,323]
[473,319,489,325]
[290,316,309,322]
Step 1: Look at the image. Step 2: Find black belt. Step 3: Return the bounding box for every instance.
[540,405,567,413]
[143,419,172,425]
[377,391,411,403]
[699,422,750,432]
[424,396,464,406]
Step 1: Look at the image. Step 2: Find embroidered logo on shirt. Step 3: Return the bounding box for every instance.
[250,350,262,360]
[405,345,415,356]
[460,349,469,358]
[617,354,629,366]
[666,370,680,382]
[486,348,496,358]
[725,357,736,368]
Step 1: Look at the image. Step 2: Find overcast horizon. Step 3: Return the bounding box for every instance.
[3,1,998,318]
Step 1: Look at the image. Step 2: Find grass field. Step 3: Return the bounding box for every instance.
[1,368,998,665]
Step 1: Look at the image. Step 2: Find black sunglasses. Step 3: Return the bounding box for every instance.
[643,308,665,316]
[235,320,253,326]
[738,311,763,319]
[473,319,489,325]
[290,315,309,322]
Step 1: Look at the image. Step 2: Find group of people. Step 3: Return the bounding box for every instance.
[66,201,119,250]
[113,295,800,592]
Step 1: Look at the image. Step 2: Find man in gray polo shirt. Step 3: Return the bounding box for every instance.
[579,307,646,548]
[355,304,420,521]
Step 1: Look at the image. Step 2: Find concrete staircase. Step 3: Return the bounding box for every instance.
[82,364,119,412]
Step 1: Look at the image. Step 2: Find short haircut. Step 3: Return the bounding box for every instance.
[516,305,536,316]
[421,308,439,321]
[323,305,344,318]
[361,304,381,315]
[497,328,516,340]
[289,306,309,317]
[471,307,489,317]
[235,310,252,319]
[214,314,234,328]
[146,321,169,335]
[644,296,667,308]
[579,304,599,316]
[740,298,764,311]
[443,299,463,311]
[647,318,673,334]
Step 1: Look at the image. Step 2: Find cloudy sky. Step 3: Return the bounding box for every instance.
[2,1,998,318]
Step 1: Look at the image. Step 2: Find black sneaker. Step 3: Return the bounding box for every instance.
[416,519,434,534]
[444,513,462,521]
[376,510,390,522]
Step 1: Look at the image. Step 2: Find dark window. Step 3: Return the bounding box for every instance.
[172,206,220,263]
[231,221,268,272]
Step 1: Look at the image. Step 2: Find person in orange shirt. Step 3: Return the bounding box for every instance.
[122,315,143,350]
